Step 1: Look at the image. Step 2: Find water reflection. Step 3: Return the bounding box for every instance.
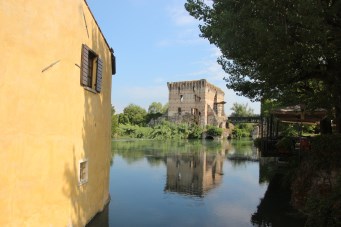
[88,139,305,227]
[227,139,260,168]
[164,151,224,197]
[86,203,109,227]
[252,157,306,226]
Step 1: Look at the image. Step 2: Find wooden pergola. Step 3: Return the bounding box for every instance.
[261,105,328,139]
[270,105,328,124]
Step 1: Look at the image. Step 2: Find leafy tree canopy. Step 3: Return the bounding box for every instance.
[148,102,164,114]
[120,104,147,126]
[185,0,341,131]
[111,105,116,116]
[230,102,255,117]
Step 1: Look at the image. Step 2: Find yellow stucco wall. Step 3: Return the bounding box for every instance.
[0,1,113,226]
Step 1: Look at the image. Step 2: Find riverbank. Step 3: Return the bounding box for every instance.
[257,134,341,226]
[291,134,341,226]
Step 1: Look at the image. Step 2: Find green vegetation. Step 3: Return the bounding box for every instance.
[230,102,254,117]
[185,0,341,132]
[206,125,223,137]
[275,137,294,153]
[111,103,224,140]
[116,120,212,140]
[291,134,341,226]
[232,123,254,139]
[229,102,256,139]
[118,104,147,126]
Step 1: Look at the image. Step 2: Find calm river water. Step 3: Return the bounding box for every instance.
[88,139,305,227]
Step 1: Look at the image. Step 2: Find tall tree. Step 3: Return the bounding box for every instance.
[230,102,254,117]
[148,102,164,114]
[185,0,341,132]
[120,104,147,126]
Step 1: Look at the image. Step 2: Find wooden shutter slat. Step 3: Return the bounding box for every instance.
[111,53,116,75]
[80,44,89,86]
[95,57,103,92]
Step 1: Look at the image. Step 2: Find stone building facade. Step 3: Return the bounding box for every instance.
[167,79,227,128]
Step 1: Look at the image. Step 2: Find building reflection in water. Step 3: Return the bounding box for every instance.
[164,151,225,197]
[85,203,109,227]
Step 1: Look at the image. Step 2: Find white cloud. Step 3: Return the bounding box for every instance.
[156,1,205,47]
[167,2,197,26]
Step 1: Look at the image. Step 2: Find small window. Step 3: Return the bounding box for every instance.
[180,95,184,102]
[79,159,88,185]
[178,107,181,115]
[80,44,103,93]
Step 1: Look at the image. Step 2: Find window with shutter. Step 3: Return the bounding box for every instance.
[80,44,103,93]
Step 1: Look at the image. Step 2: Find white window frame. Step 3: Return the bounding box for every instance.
[79,159,89,185]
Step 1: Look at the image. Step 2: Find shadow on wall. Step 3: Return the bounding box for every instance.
[63,148,87,227]
[62,16,111,226]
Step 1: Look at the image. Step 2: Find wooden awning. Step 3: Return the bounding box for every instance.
[270,105,327,124]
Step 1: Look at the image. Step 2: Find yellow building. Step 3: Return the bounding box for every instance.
[0,1,115,226]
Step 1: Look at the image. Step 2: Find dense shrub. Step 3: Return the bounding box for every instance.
[118,124,152,138]
[231,123,254,139]
[118,121,205,140]
[206,125,223,137]
[279,124,299,137]
[275,137,294,153]
[188,124,204,139]
[291,134,341,226]
[253,138,262,148]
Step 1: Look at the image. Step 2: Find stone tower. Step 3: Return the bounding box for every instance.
[167,79,227,128]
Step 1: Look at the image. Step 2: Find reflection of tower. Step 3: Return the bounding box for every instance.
[164,152,224,197]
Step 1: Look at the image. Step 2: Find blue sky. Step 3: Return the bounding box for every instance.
[87,0,260,115]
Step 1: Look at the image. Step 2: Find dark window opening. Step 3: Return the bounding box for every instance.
[86,51,96,87]
[213,93,218,114]
[80,44,103,93]
[178,107,181,115]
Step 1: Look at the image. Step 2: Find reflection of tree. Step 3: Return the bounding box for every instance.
[258,157,278,184]
[111,139,230,165]
[145,156,166,167]
[251,174,306,227]
[227,139,259,167]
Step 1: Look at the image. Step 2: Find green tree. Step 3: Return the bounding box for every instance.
[111,105,119,137]
[146,102,167,124]
[118,113,129,125]
[230,102,254,117]
[185,0,341,132]
[148,102,163,114]
[161,102,169,114]
[120,104,147,126]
